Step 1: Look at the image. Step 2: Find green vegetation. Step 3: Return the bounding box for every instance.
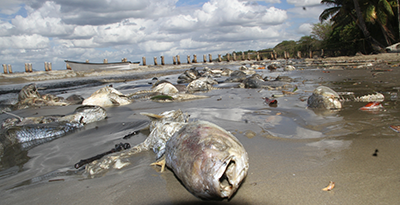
[224,0,399,58]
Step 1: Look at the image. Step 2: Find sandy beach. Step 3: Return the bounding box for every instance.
[0,53,400,204]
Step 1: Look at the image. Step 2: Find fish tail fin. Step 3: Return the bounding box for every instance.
[140,112,164,120]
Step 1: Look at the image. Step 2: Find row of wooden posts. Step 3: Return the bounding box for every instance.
[142,50,323,66]
[2,50,324,74]
[2,62,52,74]
[143,51,265,66]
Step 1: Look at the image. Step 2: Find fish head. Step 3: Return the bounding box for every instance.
[61,105,107,124]
[210,152,249,199]
[185,122,249,199]
[18,83,41,101]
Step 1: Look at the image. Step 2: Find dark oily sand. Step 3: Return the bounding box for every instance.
[0,55,400,204]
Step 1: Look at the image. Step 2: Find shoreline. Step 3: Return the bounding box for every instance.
[1,53,399,86]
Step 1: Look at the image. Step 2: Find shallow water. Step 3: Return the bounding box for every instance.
[0,61,400,204]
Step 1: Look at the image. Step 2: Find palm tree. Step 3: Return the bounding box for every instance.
[320,0,385,52]
[365,0,396,45]
[353,0,384,51]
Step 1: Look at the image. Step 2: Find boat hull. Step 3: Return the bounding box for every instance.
[65,60,140,72]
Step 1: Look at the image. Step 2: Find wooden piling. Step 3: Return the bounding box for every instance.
[177,55,181,64]
[86,59,89,63]
[247,52,250,61]
[218,54,222,62]
[142,57,146,66]
[8,64,12,74]
[257,52,260,61]
[45,62,48,71]
[309,51,313,58]
[3,64,7,74]
[25,63,29,72]
[121,58,127,62]
[173,56,177,65]
[187,55,191,64]
[242,52,245,60]
[103,59,108,63]
[233,53,237,61]
[161,56,165,65]
[203,54,207,63]
[29,63,32,72]
[297,51,302,59]
[321,49,324,58]
[273,50,277,60]
[193,54,197,63]
[209,54,212,63]
[154,57,158,65]
[48,62,52,71]
[226,53,230,62]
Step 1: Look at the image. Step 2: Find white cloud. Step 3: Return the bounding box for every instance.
[0,0,323,72]
[298,23,313,35]
[0,34,50,49]
[286,0,321,7]
[12,2,74,37]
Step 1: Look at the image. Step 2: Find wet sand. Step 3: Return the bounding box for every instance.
[0,53,400,204]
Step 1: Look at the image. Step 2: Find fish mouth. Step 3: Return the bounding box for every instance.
[216,156,247,199]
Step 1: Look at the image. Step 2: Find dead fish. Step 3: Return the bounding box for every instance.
[359,102,383,110]
[322,181,335,191]
[307,86,342,110]
[82,86,132,107]
[85,110,249,200]
[160,120,249,200]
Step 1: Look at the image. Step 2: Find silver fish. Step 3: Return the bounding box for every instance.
[163,120,249,199]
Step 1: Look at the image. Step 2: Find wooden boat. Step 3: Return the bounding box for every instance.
[65,60,140,72]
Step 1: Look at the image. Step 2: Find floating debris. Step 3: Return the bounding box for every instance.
[389,125,400,133]
[359,102,383,110]
[322,181,335,191]
[263,97,277,107]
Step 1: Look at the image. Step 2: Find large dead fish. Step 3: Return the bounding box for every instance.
[85,110,249,200]
[161,120,249,199]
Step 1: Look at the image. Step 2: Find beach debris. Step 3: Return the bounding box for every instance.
[0,105,107,156]
[186,76,218,93]
[15,83,83,110]
[355,93,384,102]
[267,64,278,71]
[338,92,385,102]
[74,143,131,169]
[177,67,201,83]
[263,97,277,106]
[389,125,400,133]
[82,85,132,107]
[85,110,249,200]
[359,102,383,110]
[307,86,342,110]
[284,65,296,71]
[372,149,379,157]
[224,70,247,83]
[242,74,265,88]
[322,181,335,191]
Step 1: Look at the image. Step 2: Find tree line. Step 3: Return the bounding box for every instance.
[230,0,399,59]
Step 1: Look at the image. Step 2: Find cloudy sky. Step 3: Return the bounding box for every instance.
[0,0,327,72]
